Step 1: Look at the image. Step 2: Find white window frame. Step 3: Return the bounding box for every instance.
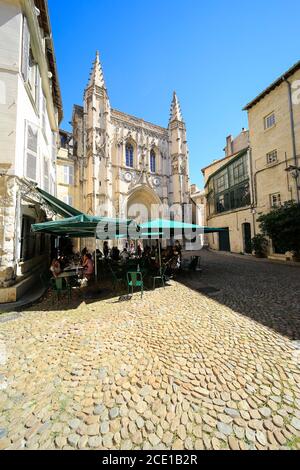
[42,94,47,135]
[266,150,278,165]
[63,165,74,185]
[43,157,49,192]
[270,193,281,208]
[25,121,38,182]
[264,112,276,130]
[21,16,30,82]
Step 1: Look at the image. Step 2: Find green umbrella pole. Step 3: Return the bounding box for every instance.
[95,236,98,279]
[159,241,162,275]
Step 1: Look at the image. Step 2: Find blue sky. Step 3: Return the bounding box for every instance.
[49,0,300,187]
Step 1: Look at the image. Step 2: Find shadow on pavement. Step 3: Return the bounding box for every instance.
[178,249,300,341]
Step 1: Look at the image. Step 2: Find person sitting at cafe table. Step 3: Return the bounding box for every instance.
[129,241,135,256]
[120,248,130,263]
[103,241,109,259]
[137,242,143,258]
[174,240,182,259]
[82,253,94,281]
[111,246,120,261]
[59,254,68,271]
[50,258,62,278]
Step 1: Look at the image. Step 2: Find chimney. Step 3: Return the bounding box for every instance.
[226,135,233,157]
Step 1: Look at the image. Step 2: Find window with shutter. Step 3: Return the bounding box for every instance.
[42,95,46,133]
[44,158,49,192]
[52,132,57,163]
[63,165,74,185]
[63,165,68,184]
[21,17,30,82]
[25,123,38,181]
[69,166,74,185]
[35,69,41,111]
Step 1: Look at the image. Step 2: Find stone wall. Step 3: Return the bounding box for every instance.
[247,68,300,212]
[0,175,17,288]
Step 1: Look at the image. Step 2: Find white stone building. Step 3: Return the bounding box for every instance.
[0,0,62,302]
[72,53,190,226]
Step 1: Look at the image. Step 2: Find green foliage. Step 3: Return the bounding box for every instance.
[257,201,300,256]
[251,234,268,257]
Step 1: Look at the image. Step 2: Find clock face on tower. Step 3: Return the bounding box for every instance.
[153,177,161,188]
[124,172,133,183]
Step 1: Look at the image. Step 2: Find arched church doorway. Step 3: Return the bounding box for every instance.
[126,185,162,224]
[125,185,162,250]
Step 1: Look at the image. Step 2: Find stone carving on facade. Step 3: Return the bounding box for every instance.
[71,54,190,221]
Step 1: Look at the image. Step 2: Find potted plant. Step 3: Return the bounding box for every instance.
[251,234,268,258]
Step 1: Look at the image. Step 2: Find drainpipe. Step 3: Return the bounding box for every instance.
[248,146,257,236]
[285,152,293,199]
[285,78,299,203]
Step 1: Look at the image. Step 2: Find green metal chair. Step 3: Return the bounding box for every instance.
[152,265,167,290]
[109,264,124,291]
[127,272,144,298]
[50,277,71,304]
[40,272,51,291]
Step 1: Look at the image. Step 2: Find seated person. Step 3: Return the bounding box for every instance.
[143,245,151,257]
[137,242,143,258]
[103,242,109,259]
[59,255,68,271]
[174,240,182,259]
[150,247,156,258]
[50,258,61,278]
[120,248,130,263]
[82,253,94,280]
[129,242,135,256]
[111,246,120,261]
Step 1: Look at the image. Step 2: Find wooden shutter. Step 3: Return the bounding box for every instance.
[69,165,74,185]
[26,123,38,181]
[43,158,49,192]
[35,69,41,110]
[21,17,30,82]
[52,132,57,163]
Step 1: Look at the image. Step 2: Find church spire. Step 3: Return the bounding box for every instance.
[169,91,183,123]
[87,51,105,88]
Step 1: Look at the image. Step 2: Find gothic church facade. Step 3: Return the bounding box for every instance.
[71,52,190,222]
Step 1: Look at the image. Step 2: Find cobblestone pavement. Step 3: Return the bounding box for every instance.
[182,250,300,340]
[0,251,300,450]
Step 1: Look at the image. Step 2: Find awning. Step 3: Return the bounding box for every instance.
[32,215,225,239]
[36,188,83,218]
[140,219,225,234]
[31,214,138,239]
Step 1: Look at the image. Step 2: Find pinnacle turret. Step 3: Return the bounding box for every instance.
[87,51,105,88]
[169,91,183,123]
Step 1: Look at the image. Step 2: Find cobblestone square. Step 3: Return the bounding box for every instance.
[0,251,300,450]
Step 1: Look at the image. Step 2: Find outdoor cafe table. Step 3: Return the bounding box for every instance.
[54,269,83,289]
[57,271,79,278]
[63,266,84,273]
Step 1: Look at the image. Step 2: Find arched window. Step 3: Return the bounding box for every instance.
[150,149,156,173]
[126,144,134,168]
